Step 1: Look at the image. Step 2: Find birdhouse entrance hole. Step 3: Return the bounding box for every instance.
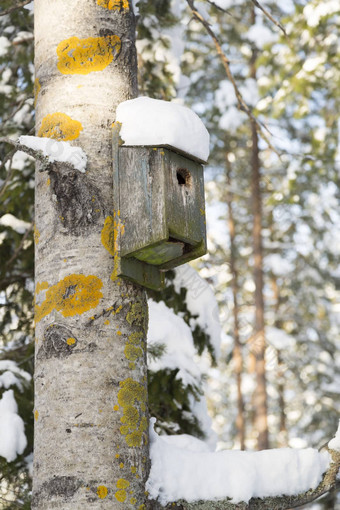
[176,168,192,187]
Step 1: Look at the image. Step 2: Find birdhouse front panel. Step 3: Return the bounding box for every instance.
[118,146,168,258]
[118,146,206,270]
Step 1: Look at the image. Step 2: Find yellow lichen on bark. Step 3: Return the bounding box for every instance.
[101,215,116,257]
[117,378,147,447]
[101,213,125,281]
[35,281,49,294]
[38,112,83,141]
[57,35,121,75]
[34,225,40,244]
[124,331,144,363]
[96,485,108,499]
[97,0,129,10]
[115,479,130,502]
[35,274,103,323]
[115,489,127,502]
[34,77,41,106]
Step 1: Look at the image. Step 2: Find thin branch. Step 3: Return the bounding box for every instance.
[5,222,34,268]
[250,0,287,37]
[0,0,32,17]
[186,0,281,159]
[3,96,27,124]
[0,128,35,198]
[204,0,231,15]
[0,151,15,198]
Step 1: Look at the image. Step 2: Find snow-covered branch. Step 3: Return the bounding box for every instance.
[175,448,339,508]
[0,136,87,173]
[148,421,340,510]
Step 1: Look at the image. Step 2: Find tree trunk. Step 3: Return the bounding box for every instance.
[225,151,246,450]
[249,6,269,451]
[271,276,288,447]
[33,2,149,509]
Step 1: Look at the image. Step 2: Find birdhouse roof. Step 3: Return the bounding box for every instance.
[116,97,210,164]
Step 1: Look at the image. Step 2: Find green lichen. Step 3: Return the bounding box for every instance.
[117,378,147,447]
[126,302,147,331]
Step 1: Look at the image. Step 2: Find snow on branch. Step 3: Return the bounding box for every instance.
[147,420,340,509]
[0,136,87,173]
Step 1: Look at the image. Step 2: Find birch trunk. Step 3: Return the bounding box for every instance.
[33,2,149,509]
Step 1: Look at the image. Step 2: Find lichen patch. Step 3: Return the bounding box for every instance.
[57,35,121,75]
[101,213,125,281]
[96,485,108,499]
[38,112,83,141]
[34,77,41,106]
[35,274,103,323]
[97,0,129,10]
[117,378,147,447]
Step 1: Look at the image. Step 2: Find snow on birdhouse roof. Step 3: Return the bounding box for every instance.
[116,97,210,164]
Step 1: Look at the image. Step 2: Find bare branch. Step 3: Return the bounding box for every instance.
[3,96,28,124]
[0,151,15,198]
[0,0,32,17]
[250,0,287,38]
[186,0,281,158]
[5,222,34,268]
[204,0,231,15]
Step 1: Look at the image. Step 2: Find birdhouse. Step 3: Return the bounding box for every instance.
[112,126,207,290]
[112,97,209,290]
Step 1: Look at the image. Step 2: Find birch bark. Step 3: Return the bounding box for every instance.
[33,1,149,508]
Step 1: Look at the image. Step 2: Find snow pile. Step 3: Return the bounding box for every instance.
[147,419,330,505]
[19,136,87,173]
[173,265,221,358]
[116,97,210,163]
[0,214,31,234]
[147,299,201,387]
[0,360,32,392]
[328,420,340,451]
[0,390,27,462]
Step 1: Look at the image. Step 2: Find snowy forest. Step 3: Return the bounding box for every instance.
[0,0,339,509]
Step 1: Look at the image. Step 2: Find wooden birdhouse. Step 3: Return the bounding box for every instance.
[112,113,207,290]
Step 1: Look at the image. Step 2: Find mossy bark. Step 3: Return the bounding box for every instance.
[33,1,149,508]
